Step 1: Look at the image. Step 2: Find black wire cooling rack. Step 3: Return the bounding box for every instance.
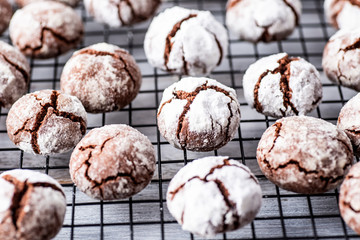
[0,0,359,239]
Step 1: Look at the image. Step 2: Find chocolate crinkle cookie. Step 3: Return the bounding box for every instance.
[84,0,161,27]
[0,0,12,35]
[6,89,87,155]
[257,116,353,194]
[0,169,66,240]
[167,156,262,237]
[338,93,360,156]
[9,1,83,59]
[15,0,80,7]
[60,43,142,113]
[322,28,360,91]
[157,77,241,152]
[144,6,228,76]
[324,0,360,30]
[339,162,360,235]
[243,53,322,118]
[226,0,301,42]
[69,124,156,200]
[0,41,30,108]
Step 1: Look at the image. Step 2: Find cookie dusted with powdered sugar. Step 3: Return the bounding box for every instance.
[144,6,228,76]
[15,0,80,7]
[60,43,142,113]
[338,93,360,156]
[226,0,301,42]
[339,162,360,234]
[0,0,12,35]
[157,77,240,152]
[167,156,262,237]
[6,90,87,155]
[257,116,353,194]
[0,41,30,108]
[324,0,360,29]
[84,0,161,27]
[69,124,156,200]
[9,1,83,59]
[0,169,66,240]
[322,29,360,91]
[243,53,322,118]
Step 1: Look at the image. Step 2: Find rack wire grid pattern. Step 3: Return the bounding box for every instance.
[0,0,359,239]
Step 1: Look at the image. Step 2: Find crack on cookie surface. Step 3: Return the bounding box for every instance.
[253,54,299,116]
[76,132,148,199]
[2,174,64,230]
[13,91,86,154]
[75,48,137,88]
[0,54,29,84]
[20,26,82,57]
[227,0,242,10]
[283,0,299,25]
[340,38,360,52]
[163,14,197,72]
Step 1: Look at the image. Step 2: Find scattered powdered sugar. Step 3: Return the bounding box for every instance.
[324,0,360,29]
[167,156,262,237]
[144,6,228,76]
[226,0,301,42]
[322,28,360,91]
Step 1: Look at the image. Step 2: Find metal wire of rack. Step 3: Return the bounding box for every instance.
[0,0,359,239]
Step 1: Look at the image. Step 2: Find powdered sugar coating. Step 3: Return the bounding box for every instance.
[243,52,322,118]
[167,156,262,237]
[322,29,360,91]
[70,124,156,200]
[84,0,161,27]
[324,0,360,29]
[338,93,360,156]
[9,1,83,58]
[6,89,87,155]
[157,77,241,152]
[60,43,142,113]
[0,41,30,108]
[257,116,353,194]
[0,0,12,35]
[144,6,228,76]
[226,0,301,42]
[0,169,66,240]
[15,0,80,7]
[339,162,360,234]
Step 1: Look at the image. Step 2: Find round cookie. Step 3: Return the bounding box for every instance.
[60,43,142,113]
[339,162,360,234]
[0,169,66,240]
[243,53,322,118]
[0,41,30,108]
[324,0,360,30]
[226,0,301,42]
[84,0,161,27]
[322,28,360,91]
[257,116,353,194]
[157,77,241,152]
[69,124,156,200]
[167,156,262,237]
[9,1,83,59]
[15,0,80,7]
[6,89,87,155]
[0,0,12,35]
[338,93,360,156]
[144,6,228,76]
